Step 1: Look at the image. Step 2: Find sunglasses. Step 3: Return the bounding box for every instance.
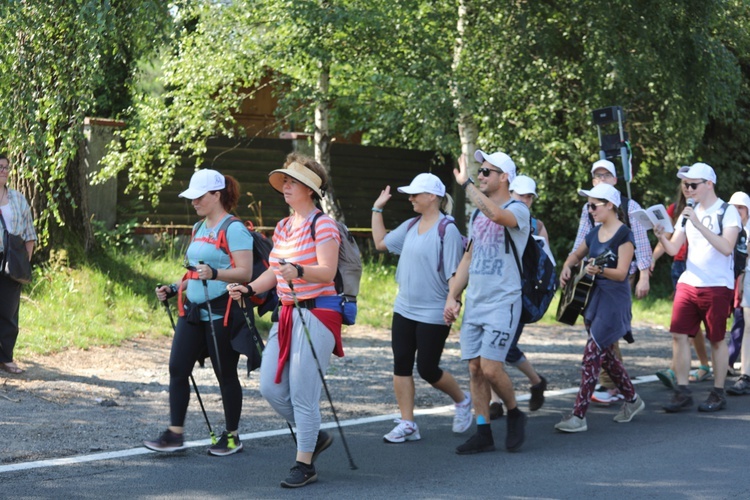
[592,172,613,180]
[587,202,607,211]
[0,165,10,172]
[682,180,706,190]
[478,167,501,177]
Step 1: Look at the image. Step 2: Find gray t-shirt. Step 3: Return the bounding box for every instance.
[384,214,465,324]
[464,200,530,323]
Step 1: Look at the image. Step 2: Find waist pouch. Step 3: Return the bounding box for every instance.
[183,294,229,324]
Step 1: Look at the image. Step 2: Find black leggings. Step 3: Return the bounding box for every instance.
[169,315,242,431]
[391,312,451,384]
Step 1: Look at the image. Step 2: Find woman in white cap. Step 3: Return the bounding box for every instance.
[228,153,341,488]
[370,173,472,444]
[727,191,749,392]
[556,183,644,432]
[145,169,254,456]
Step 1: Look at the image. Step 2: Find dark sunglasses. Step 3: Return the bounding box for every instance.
[478,167,501,177]
[587,202,607,211]
[682,180,706,190]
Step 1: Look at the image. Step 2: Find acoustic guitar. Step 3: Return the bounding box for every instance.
[556,250,617,326]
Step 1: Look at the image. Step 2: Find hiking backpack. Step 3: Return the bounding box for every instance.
[208,216,279,317]
[472,206,558,324]
[717,202,748,280]
[311,211,363,325]
[406,215,469,273]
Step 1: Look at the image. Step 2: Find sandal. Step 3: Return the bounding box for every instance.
[689,365,711,383]
[0,362,24,374]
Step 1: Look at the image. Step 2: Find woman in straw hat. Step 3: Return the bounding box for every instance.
[371,173,472,444]
[556,183,644,433]
[229,153,342,488]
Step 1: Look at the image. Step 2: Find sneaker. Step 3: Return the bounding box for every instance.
[505,410,527,451]
[383,419,421,443]
[143,429,186,453]
[698,389,727,412]
[280,462,317,488]
[727,374,750,396]
[663,388,693,413]
[312,430,333,463]
[655,369,677,390]
[554,414,588,433]
[529,376,547,411]
[455,431,495,455]
[591,386,624,405]
[452,392,473,433]
[489,401,504,420]
[208,431,244,456]
[613,395,645,423]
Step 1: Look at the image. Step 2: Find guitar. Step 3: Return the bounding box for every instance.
[556,250,617,326]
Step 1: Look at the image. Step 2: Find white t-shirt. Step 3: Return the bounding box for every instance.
[676,198,741,289]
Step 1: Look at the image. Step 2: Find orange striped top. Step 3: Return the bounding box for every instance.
[270,209,341,303]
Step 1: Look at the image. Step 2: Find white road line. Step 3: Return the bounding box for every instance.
[0,375,658,474]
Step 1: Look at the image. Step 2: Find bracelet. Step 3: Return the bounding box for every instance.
[293,263,304,278]
[242,285,256,299]
[461,177,474,189]
[371,207,383,213]
[165,284,178,299]
[209,266,218,280]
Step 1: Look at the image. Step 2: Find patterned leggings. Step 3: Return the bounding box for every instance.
[574,337,636,418]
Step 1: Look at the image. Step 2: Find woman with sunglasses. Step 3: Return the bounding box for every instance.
[0,153,37,375]
[556,183,644,432]
[145,169,253,457]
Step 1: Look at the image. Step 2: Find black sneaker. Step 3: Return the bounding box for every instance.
[489,401,504,420]
[143,429,186,453]
[663,388,693,413]
[529,376,547,411]
[456,431,495,455]
[727,375,750,396]
[505,410,527,452]
[312,430,333,463]
[280,462,317,488]
[208,431,244,456]
[698,389,727,412]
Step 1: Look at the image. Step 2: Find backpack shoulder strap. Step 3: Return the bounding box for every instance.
[718,202,729,235]
[621,196,631,228]
[310,211,324,241]
[406,215,422,232]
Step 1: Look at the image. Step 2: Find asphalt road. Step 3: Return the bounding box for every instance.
[2,377,749,499]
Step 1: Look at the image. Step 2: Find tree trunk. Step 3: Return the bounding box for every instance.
[450,0,480,230]
[314,61,345,222]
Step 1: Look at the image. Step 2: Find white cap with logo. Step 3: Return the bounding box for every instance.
[474,150,516,183]
[179,169,226,199]
[397,173,446,197]
[578,183,621,207]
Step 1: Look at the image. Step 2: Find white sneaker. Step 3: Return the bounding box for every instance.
[591,386,624,405]
[452,392,473,434]
[613,395,645,423]
[554,414,588,433]
[383,419,421,443]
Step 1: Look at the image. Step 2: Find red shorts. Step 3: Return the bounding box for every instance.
[670,283,733,342]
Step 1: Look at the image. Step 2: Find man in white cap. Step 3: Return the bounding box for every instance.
[444,149,530,454]
[727,191,749,392]
[571,159,652,405]
[655,163,741,412]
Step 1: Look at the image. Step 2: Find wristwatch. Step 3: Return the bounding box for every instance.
[461,177,474,189]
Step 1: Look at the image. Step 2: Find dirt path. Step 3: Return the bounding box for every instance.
[0,323,674,465]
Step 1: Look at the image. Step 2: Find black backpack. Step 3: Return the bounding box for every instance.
[471,206,558,323]
[717,202,748,280]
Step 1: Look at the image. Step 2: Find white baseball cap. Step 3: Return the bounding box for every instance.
[397,173,446,197]
[179,169,225,199]
[474,150,516,183]
[677,162,717,183]
[509,175,537,197]
[591,159,616,177]
[729,191,750,211]
[578,183,621,207]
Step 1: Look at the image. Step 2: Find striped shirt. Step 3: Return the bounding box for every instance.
[270,209,341,303]
[0,188,37,253]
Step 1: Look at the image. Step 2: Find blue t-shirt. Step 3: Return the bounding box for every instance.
[185,215,254,320]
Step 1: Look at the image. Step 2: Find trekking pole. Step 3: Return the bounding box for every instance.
[198,261,224,383]
[157,284,217,444]
[281,265,357,470]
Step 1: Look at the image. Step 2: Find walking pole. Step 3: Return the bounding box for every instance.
[282,267,358,470]
[157,284,217,444]
[198,261,224,383]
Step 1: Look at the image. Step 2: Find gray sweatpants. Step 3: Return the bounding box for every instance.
[260,308,335,453]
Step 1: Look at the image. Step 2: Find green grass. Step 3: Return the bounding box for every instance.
[15,248,675,358]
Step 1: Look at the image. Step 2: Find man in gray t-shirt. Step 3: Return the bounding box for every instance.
[445,149,530,455]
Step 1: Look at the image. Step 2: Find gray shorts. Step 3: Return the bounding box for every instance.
[460,298,522,362]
